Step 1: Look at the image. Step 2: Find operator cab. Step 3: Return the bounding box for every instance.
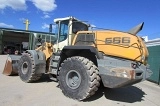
[53,16,89,52]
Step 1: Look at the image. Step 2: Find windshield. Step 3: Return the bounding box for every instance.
[54,20,88,43]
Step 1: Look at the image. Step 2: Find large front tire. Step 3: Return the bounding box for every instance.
[58,56,100,100]
[18,53,42,83]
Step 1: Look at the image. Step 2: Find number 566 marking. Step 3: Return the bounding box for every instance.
[105,37,130,44]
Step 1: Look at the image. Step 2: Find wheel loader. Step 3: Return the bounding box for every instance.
[3,16,152,100]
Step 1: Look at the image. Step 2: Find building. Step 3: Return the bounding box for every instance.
[0,28,56,54]
[146,38,160,84]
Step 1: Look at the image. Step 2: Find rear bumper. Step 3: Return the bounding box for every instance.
[100,74,142,88]
[98,56,152,88]
[99,67,144,88]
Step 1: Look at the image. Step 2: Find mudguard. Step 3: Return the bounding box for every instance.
[26,50,46,74]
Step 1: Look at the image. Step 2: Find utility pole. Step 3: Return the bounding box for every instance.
[23,19,30,30]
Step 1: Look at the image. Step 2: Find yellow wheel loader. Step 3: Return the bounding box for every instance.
[3,16,152,100]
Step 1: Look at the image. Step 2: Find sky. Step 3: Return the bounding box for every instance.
[0,0,160,40]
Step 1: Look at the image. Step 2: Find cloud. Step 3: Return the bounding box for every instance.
[19,18,26,22]
[0,23,14,28]
[31,0,57,19]
[43,14,50,19]
[42,12,51,19]
[42,23,49,29]
[0,0,57,19]
[0,0,27,10]
[42,23,56,32]
[90,24,96,27]
[31,0,57,12]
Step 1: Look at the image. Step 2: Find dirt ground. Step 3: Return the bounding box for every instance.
[0,55,160,106]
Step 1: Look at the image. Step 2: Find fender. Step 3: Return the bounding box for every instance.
[26,50,46,74]
[60,46,100,58]
[58,46,100,68]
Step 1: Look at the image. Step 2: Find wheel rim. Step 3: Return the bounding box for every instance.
[21,62,28,74]
[66,70,81,89]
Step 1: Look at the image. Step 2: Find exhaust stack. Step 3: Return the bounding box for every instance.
[128,22,144,35]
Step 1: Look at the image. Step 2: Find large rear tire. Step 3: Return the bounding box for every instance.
[18,53,42,83]
[58,56,100,100]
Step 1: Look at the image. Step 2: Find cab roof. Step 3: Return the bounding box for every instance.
[53,16,89,26]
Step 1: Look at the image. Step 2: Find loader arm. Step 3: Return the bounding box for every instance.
[35,42,54,61]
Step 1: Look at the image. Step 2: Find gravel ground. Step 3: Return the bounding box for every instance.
[0,55,160,106]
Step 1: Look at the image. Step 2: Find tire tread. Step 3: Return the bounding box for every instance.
[59,56,100,100]
[18,52,42,83]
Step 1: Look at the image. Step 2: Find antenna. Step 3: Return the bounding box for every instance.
[23,19,30,30]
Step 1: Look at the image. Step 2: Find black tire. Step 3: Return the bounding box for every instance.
[58,56,100,100]
[18,52,42,83]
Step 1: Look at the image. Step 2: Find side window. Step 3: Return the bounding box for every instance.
[53,24,58,40]
[72,22,88,34]
[59,22,68,42]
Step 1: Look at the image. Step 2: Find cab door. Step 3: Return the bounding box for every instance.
[53,21,69,52]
